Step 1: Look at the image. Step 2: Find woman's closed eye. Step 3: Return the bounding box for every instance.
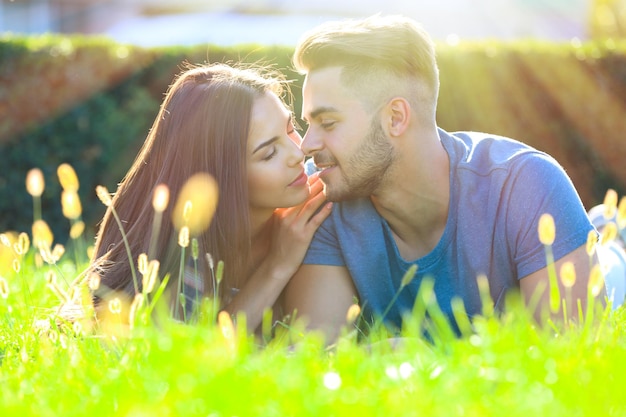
[262,147,277,161]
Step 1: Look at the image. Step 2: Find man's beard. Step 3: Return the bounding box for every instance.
[325,120,395,202]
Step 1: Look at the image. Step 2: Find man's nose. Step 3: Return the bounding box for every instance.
[301,128,323,157]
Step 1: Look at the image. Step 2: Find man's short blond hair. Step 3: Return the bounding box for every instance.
[293,15,440,113]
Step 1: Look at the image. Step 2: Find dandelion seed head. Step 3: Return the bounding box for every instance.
[191,238,199,260]
[559,261,576,289]
[206,253,214,270]
[129,293,145,330]
[57,163,79,192]
[178,226,190,248]
[33,319,51,335]
[216,260,224,284]
[12,243,23,256]
[588,264,604,297]
[68,285,80,303]
[26,168,45,197]
[17,233,30,255]
[346,303,361,325]
[32,220,53,250]
[59,333,68,350]
[538,213,556,246]
[586,230,597,256]
[73,321,83,336]
[88,272,101,291]
[603,189,618,219]
[323,372,342,390]
[218,310,236,351]
[400,263,418,288]
[69,221,85,239]
[87,245,94,260]
[152,184,170,213]
[51,244,65,263]
[40,244,55,265]
[95,185,112,207]
[61,190,82,219]
[142,260,159,294]
[600,222,618,245]
[137,253,148,276]
[132,293,144,310]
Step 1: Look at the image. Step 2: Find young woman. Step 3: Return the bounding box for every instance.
[90,62,334,332]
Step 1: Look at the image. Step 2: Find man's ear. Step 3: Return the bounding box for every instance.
[385,97,411,137]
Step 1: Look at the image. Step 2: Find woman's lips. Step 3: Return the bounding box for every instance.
[289,171,308,187]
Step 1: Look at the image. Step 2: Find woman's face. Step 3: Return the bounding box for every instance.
[247,92,309,212]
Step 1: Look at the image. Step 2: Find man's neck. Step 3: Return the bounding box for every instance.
[370,130,450,260]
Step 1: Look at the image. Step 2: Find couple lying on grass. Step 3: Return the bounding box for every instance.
[88,15,612,343]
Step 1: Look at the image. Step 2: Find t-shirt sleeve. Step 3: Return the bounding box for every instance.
[303,213,346,266]
[504,152,594,279]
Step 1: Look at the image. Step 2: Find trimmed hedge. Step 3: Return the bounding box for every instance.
[1,34,625,244]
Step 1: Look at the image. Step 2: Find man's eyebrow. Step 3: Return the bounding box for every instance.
[303,106,339,122]
[252,137,279,154]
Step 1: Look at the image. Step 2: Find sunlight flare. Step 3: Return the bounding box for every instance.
[172,173,218,235]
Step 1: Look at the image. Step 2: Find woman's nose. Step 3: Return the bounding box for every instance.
[287,133,305,166]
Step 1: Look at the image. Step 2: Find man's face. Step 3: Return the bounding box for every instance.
[301,67,394,201]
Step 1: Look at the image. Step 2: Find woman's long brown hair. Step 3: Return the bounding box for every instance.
[91,62,287,307]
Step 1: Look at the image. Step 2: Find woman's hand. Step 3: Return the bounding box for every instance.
[268,173,332,279]
[222,173,332,332]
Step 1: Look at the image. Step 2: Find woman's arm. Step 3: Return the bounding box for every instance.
[223,175,332,332]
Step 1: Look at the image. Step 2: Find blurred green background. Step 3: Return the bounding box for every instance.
[0,0,625,245]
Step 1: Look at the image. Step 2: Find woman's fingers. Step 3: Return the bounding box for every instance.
[306,201,332,229]
[278,174,326,218]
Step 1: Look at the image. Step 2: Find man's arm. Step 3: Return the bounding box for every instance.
[520,243,605,323]
[283,264,358,342]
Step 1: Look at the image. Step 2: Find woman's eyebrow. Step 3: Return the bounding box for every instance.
[252,137,279,154]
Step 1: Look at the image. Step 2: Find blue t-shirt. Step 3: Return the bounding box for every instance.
[304,129,594,329]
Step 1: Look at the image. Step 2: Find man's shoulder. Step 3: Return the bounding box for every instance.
[442,129,553,174]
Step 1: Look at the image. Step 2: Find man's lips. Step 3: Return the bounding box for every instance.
[315,164,337,175]
[313,155,337,173]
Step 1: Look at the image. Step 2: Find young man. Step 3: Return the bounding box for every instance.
[284,15,603,339]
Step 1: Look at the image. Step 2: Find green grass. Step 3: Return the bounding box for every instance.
[1,249,625,417]
[2,170,625,416]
